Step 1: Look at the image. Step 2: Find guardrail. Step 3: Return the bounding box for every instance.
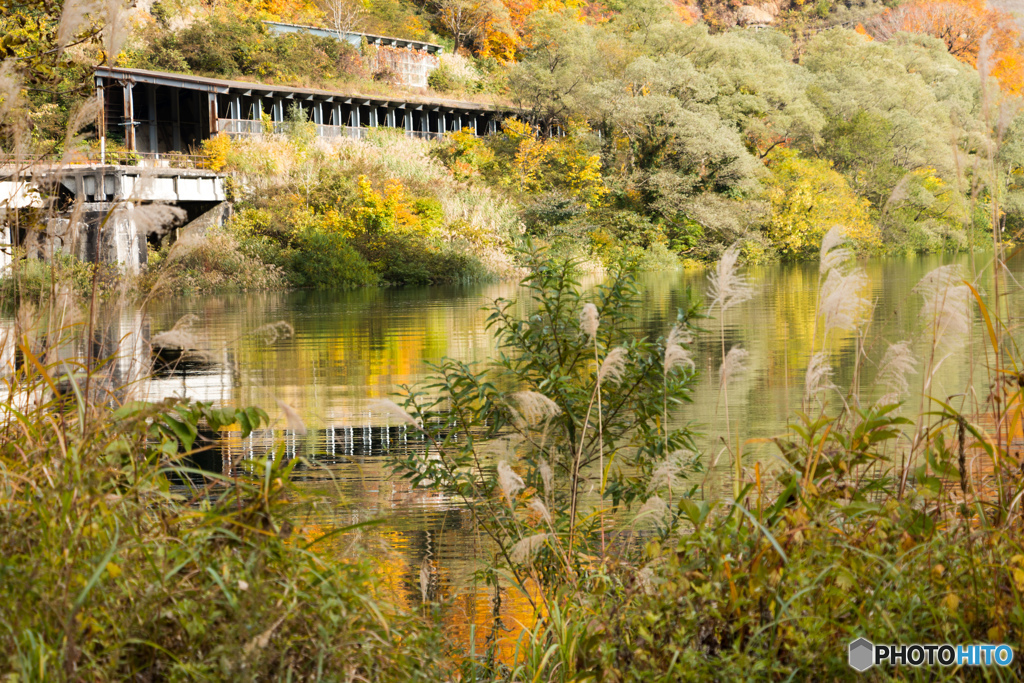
[217,119,455,141]
[103,151,212,169]
[1,152,214,171]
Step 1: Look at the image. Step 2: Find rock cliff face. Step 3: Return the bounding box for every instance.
[737,4,779,24]
[700,0,787,28]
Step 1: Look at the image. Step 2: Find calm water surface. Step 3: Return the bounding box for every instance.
[133,252,1021,654]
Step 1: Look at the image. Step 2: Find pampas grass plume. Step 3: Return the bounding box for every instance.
[368,399,419,426]
[510,533,550,563]
[508,391,561,428]
[275,399,307,436]
[598,347,628,384]
[497,460,524,507]
[581,303,599,342]
[709,243,755,312]
[719,346,750,387]
[804,352,834,401]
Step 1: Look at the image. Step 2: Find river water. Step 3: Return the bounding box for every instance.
[136,251,1016,656]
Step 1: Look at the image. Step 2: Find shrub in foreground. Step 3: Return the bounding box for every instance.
[0,357,447,680]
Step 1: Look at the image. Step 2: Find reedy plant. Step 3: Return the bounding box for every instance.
[0,330,448,681]
[388,244,702,668]
[708,242,756,500]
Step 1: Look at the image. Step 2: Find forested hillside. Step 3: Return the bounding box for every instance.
[3,0,1023,281]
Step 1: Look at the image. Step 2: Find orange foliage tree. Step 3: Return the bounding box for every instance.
[471,0,585,62]
[870,0,1024,94]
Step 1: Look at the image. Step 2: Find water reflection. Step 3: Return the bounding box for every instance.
[32,251,1021,658]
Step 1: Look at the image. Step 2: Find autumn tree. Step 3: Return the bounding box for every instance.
[432,0,509,52]
[867,0,1024,94]
[763,148,878,257]
[1,0,128,88]
[317,0,365,36]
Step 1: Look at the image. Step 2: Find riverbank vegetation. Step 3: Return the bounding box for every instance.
[385,239,1024,680]
[5,231,1024,679]
[0,334,448,679]
[4,0,1024,289]
[209,120,521,288]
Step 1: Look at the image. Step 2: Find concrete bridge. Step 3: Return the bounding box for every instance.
[0,163,226,273]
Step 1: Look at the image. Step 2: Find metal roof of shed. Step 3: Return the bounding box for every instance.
[94,67,504,112]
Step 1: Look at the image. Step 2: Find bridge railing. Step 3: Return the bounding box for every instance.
[217,118,459,142]
[1,152,214,171]
[104,151,213,170]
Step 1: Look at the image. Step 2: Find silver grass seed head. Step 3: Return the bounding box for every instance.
[915,266,972,350]
[254,321,295,345]
[275,399,307,436]
[539,458,554,500]
[508,391,561,429]
[665,344,695,374]
[647,449,693,494]
[708,243,755,313]
[876,340,917,398]
[637,495,669,524]
[510,533,550,563]
[598,347,629,384]
[804,352,835,402]
[719,346,750,387]
[527,498,553,526]
[580,303,599,343]
[368,399,419,427]
[134,202,187,238]
[667,324,692,347]
[818,267,870,334]
[497,460,525,507]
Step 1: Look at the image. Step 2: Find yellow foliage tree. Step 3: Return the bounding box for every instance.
[200,133,232,171]
[764,148,879,257]
[550,120,607,208]
[500,119,552,193]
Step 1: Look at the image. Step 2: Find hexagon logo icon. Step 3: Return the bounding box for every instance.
[849,638,875,672]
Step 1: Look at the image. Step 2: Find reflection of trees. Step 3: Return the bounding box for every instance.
[140,256,1017,662]
[636,256,986,497]
[145,283,519,429]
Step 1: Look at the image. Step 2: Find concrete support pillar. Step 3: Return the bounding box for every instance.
[313,102,323,125]
[421,110,430,134]
[405,110,412,132]
[274,99,284,122]
[369,107,378,127]
[123,82,136,152]
[439,111,446,134]
[171,87,181,151]
[207,93,219,137]
[96,78,106,163]
[147,85,158,153]
[351,105,360,127]
[333,103,342,127]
